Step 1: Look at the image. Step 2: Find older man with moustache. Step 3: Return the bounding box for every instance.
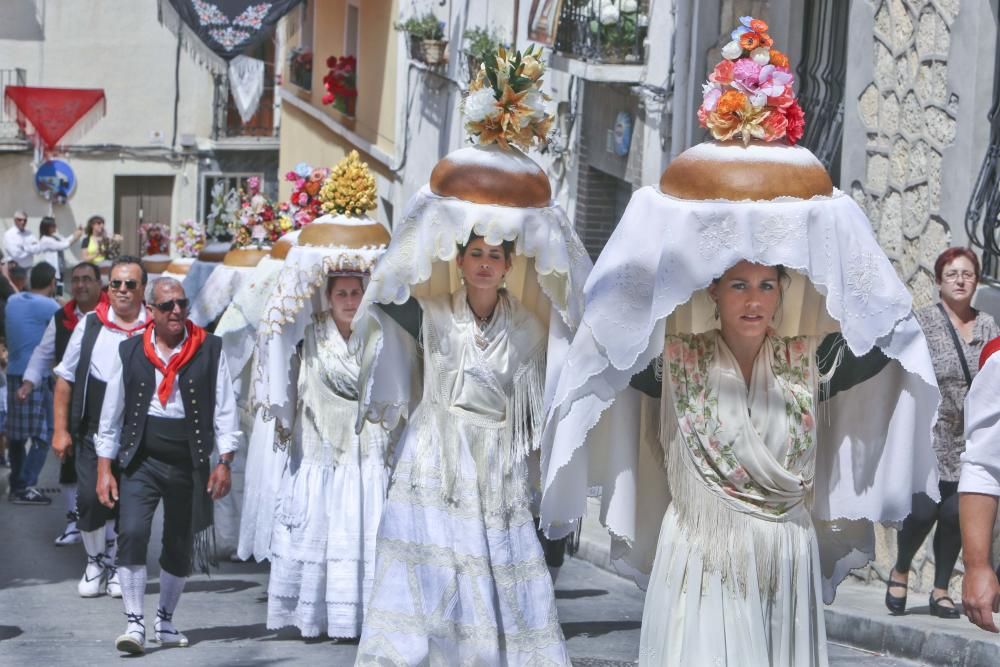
[19,261,107,545]
[96,277,240,655]
[52,256,150,598]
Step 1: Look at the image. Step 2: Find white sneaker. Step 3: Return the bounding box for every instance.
[77,554,107,597]
[115,614,145,655]
[54,512,82,546]
[106,564,122,598]
[152,608,189,647]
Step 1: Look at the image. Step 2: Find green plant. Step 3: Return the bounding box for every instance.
[394,12,446,40]
[463,27,506,60]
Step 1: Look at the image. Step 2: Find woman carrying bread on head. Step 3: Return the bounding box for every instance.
[539,20,940,666]
[351,46,591,666]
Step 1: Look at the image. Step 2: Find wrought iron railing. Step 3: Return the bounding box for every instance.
[554,0,650,65]
[796,0,848,179]
[0,68,27,140]
[212,72,278,139]
[964,30,1000,279]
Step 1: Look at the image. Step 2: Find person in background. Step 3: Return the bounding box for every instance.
[4,210,39,270]
[5,262,60,505]
[36,217,84,284]
[81,216,109,263]
[19,262,105,545]
[887,247,999,618]
[8,265,27,293]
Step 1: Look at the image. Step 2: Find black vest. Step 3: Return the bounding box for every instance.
[115,333,222,470]
[69,314,107,436]
[53,309,73,363]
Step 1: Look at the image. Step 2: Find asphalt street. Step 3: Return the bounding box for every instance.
[0,455,920,666]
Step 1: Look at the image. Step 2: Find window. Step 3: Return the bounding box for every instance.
[345,0,360,58]
[201,173,263,222]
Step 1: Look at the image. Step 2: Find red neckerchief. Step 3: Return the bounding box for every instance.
[94,300,150,337]
[63,292,110,331]
[142,321,207,406]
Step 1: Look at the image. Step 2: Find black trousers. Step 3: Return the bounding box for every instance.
[117,454,194,577]
[533,518,568,568]
[75,433,117,532]
[895,480,961,591]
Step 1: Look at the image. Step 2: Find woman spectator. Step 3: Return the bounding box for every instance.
[886,247,1000,618]
[80,215,108,263]
[36,217,83,283]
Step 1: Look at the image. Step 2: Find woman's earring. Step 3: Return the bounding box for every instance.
[714,302,720,320]
[501,274,507,290]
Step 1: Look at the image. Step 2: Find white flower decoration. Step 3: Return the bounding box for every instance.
[751,47,771,66]
[463,88,498,123]
[620,0,638,12]
[599,3,620,25]
[637,13,649,27]
[721,40,742,60]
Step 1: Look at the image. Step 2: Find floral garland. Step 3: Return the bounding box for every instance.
[462,45,554,150]
[138,222,170,256]
[282,162,331,228]
[698,17,805,146]
[321,55,358,114]
[174,219,205,258]
[319,150,377,217]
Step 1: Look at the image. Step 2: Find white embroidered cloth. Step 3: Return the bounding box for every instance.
[189,263,255,327]
[181,258,221,303]
[539,185,941,603]
[228,55,265,124]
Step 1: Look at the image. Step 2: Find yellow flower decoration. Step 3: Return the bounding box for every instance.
[319,150,378,216]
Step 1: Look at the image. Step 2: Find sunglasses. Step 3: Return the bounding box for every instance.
[109,279,140,290]
[151,298,189,313]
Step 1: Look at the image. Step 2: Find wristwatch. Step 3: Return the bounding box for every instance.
[217,458,232,469]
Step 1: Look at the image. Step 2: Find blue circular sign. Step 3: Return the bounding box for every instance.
[34,159,76,204]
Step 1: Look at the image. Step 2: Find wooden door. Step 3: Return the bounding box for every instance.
[114,176,174,256]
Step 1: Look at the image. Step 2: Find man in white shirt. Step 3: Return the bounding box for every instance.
[95,277,240,655]
[959,342,1000,632]
[52,256,149,599]
[4,210,40,269]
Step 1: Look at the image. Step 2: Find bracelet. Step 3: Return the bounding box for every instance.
[217,458,232,469]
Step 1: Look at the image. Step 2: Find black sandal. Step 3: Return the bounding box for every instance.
[929,593,961,619]
[884,579,907,615]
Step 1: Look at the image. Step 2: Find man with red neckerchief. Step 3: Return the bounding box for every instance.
[95,277,240,655]
[19,261,106,547]
[52,256,150,600]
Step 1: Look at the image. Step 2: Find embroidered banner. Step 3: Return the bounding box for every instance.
[159,0,302,61]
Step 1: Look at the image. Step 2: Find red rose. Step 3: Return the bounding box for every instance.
[761,109,788,141]
[768,84,795,109]
[322,92,334,105]
[710,60,734,85]
[784,101,805,144]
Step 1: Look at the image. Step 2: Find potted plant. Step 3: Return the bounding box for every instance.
[321,55,358,117]
[394,12,448,65]
[288,47,313,89]
[462,27,506,78]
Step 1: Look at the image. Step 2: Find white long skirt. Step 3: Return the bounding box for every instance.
[237,413,286,562]
[266,446,389,638]
[639,504,828,667]
[355,416,570,666]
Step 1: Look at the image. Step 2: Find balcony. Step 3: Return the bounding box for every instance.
[0,68,29,149]
[553,0,649,68]
[211,37,279,148]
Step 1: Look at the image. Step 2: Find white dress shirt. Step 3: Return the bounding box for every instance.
[36,234,76,279]
[95,326,241,459]
[23,304,82,387]
[54,308,149,385]
[959,351,1000,497]
[4,226,40,269]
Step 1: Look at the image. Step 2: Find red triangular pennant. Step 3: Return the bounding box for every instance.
[3,86,106,151]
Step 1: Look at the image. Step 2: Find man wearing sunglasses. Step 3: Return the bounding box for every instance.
[4,209,40,270]
[20,262,106,547]
[52,255,149,599]
[95,277,240,655]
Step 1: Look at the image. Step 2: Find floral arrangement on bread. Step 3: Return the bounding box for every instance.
[319,150,377,217]
[174,219,205,258]
[461,45,554,150]
[698,17,805,146]
[282,162,331,228]
[232,176,290,247]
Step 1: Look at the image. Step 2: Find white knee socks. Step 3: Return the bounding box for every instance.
[118,565,147,620]
[62,484,77,515]
[81,528,105,559]
[157,571,186,636]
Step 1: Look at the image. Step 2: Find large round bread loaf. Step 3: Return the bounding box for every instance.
[197,241,231,263]
[141,255,172,274]
[660,141,833,201]
[164,259,193,276]
[223,246,270,267]
[299,215,391,248]
[430,144,551,208]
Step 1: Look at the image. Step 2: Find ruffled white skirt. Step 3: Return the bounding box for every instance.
[355,414,570,666]
[639,503,828,667]
[266,447,389,638]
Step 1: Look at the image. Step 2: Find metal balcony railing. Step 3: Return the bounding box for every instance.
[212,72,278,139]
[0,68,27,140]
[965,29,1000,279]
[554,0,650,65]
